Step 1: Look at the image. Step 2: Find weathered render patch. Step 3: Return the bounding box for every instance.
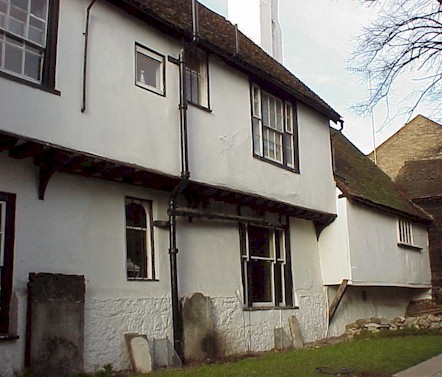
[83,297,172,371]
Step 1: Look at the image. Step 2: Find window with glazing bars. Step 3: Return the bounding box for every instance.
[125,198,156,280]
[0,0,58,86]
[240,223,293,307]
[398,219,414,246]
[251,84,298,170]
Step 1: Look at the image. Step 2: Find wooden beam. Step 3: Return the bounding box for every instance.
[38,150,71,200]
[328,279,349,323]
[0,135,19,151]
[9,142,44,159]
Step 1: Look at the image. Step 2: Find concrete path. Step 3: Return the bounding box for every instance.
[394,353,442,377]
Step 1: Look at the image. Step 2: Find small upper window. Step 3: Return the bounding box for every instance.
[0,0,58,86]
[251,84,298,171]
[185,49,209,108]
[125,198,156,280]
[135,44,164,95]
[398,219,414,246]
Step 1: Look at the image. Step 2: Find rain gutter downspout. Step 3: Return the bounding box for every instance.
[81,0,97,113]
[168,0,200,360]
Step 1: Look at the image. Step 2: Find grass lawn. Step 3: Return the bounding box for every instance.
[136,335,442,377]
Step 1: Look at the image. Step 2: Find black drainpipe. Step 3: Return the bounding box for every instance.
[168,50,190,360]
[168,0,200,361]
[81,0,97,113]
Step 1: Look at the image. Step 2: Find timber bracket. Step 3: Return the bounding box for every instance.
[36,149,70,200]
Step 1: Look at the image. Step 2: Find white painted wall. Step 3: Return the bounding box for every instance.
[347,203,431,287]
[0,154,328,376]
[0,0,336,214]
[319,196,431,287]
[318,191,351,284]
[327,285,430,337]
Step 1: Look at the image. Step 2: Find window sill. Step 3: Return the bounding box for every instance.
[253,154,299,174]
[188,101,212,113]
[0,71,61,96]
[398,243,422,251]
[0,333,19,341]
[243,305,299,312]
[127,278,160,282]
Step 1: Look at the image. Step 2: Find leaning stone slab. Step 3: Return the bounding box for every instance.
[125,333,153,374]
[288,315,304,349]
[274,327,292,349]
[153,337,182,369]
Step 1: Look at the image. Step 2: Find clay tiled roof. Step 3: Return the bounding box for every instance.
[331,129,431,223]
[396,159,442,199]
[108,0,341,122]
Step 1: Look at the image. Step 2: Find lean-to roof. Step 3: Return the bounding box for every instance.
[331,129,431,223]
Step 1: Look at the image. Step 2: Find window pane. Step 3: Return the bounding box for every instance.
[24,47,41,80]
[275,133,282,162]
[275,100,283,131]
[285,136,293,167]
[253,86,260,117]
[9,8,27,37]
[11,0,28,11]
[252,118,262,155]
[269,97,275,128]
[0,2,6,28]
[29,16,46,45]
[126,228,147,278]
[30,0,47,19]
[0,39,3,67]
[262,95,269,126]
[126,202,147,228]
[136,52,160,89]
[249,259,273,303]
[5,41,23,74]
[285,103,293,133]
[249,225,272,258]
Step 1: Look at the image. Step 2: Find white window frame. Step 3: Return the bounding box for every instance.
[135,44,165,95]
[0,0,49,83]
[125,198,156,281]
[241,224,288,307]
[398,218,414,247]
[251,84,297,170]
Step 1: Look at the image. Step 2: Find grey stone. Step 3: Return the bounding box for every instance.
[125,334,152,374]
[28,273,85,377]
[428,314,441,322]
[274,327,292,350]
[153,337,182,369]
[355,319,367,327]
[369,317,381,324]
[288,315,304,349]
[182,292,216,362]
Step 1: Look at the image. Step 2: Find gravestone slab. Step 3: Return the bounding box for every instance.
[274,327,292,349]
[153,337,182,369]
[125,333,152,374]
[182,292,216,361]
[27,273,85,377]
[288,315,304,349]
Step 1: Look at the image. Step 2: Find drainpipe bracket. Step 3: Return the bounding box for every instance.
[169,248,179,255]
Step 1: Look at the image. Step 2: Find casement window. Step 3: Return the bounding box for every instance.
[251,85,299,171]
[125,198,156,280]
[135,44,165,95]
[398,218,414,246]
[0,0,59,87]
[240,224,293,307]
[185,49,209,108]
[0,192,16,334]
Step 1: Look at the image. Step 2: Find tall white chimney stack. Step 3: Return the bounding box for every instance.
[227,0,283,63]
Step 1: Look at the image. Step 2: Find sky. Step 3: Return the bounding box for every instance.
[198,0,432,154]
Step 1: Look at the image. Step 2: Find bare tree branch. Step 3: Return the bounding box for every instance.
[350,0,442,120]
